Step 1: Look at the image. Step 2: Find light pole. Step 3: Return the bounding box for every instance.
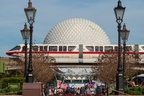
[24,0,36,82]
[21,23,30,77]
[114,0,125,94]
[120,23,130,86]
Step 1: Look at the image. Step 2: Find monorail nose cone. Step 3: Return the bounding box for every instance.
[6,52,11,56]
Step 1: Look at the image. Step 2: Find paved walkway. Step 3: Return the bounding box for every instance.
[0,95,144,96]
[0,95,22,96]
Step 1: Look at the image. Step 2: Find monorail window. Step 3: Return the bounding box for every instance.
[142,46,144,50]
[40,46,47,51]
[95,46,99,51]
[49,46,57,51]
[126,46,132,51]
[22,46,25,51]
[40,46,43,51]
[59,46,67,51]
[114,46,118,51]
[105,46,113,52]
[68,46,76,51]
[86,46,94,51]
[44,46,47,51]
[100,46,103,52]
[63,46,67,51]
[95,46,103,52]
[114,46,122,51]
[32,46,38,51]
[22,46,28,51]
[10,46,21,51]
[59,46,62,51]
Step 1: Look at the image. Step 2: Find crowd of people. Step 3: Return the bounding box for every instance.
[43,84,106,96]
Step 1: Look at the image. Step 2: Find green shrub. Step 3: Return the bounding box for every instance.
[1,86,11,93]
[124,86,144,95]
[0,86,22,94]
[0,88,5,93]
[0,77,24,95]
[2,77,25,89]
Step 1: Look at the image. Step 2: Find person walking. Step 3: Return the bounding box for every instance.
[101,87,106,96]
[77,87,80,96]
[44,86,49,96]
[57,87,63,96]
[90,86,95,96]
[85,87,91,96]
[53,87,58,96]
[80,87,85,96]
[96,86,101,96]
[65,87,71,96]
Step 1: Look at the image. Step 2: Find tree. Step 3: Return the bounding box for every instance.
[93,50,138,87]
[19,54,56,83]
[96,51,118,85]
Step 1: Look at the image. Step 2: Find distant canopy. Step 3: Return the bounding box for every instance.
[0,61,5,73]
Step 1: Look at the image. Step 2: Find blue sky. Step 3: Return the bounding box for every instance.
[0,0,144,57]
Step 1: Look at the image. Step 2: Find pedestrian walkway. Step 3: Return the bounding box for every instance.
[0,95,22,96]
[0,95,143,96]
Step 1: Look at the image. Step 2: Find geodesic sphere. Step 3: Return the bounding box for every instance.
[43,18,111,45]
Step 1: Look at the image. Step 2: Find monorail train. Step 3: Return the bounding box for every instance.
[6,44,144,63]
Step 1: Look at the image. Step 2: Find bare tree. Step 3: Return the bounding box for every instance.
[19,54,56,83]
[97,51,118,85]
[93,50,138,86]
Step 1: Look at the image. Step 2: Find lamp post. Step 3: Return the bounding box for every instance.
[21,23,30,77]
[24,0,36,82]
[114,0,125,94]
[120,23,130,86]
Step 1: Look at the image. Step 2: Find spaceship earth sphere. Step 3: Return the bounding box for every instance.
[43,18,111,45]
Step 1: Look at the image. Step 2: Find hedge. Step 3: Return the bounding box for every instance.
[1,77,25,89]
[124,86,144,95]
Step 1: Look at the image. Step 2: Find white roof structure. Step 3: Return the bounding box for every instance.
[43,18,111,45]
[57,68,94,80]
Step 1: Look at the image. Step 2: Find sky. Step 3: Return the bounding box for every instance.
[0,0,144,57]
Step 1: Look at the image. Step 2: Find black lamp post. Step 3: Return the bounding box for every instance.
[120,23,130,86]
[114,0,125,94]
[20,23,30,77]
[24,0,36,82]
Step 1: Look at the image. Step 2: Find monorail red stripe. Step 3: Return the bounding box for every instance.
[6,51,144,56]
